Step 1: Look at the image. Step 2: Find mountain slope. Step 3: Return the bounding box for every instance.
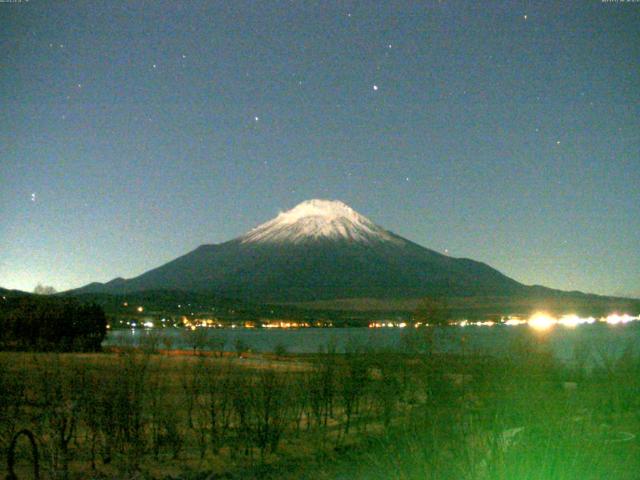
[71,199,525,302]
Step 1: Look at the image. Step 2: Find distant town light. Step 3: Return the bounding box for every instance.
[605,313,635,325]
[476,320,495,327]
[504,318,526,326]
[528,312,556,331]
[558,314,581,328]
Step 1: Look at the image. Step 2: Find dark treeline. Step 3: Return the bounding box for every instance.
[0,295,106,351]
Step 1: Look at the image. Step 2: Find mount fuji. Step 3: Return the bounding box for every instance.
[68,199,640,316]
[72,199,530,302]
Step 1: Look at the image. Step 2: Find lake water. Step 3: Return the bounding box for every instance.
[104,322,640,366]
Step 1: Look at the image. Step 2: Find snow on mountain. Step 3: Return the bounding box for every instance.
[66,199,640,314]
[240,199,401,244]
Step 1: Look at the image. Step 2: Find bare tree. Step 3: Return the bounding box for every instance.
[180,356,211,460]
[251,370,291,459]
[33,284,57,295]
[229,371,254,459]
[339,347,369,438]
[183,328,209,355]
[207,362,233,454]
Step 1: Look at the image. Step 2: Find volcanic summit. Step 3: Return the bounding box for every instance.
[73,199,529,302]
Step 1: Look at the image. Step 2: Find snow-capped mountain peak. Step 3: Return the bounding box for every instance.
[240,199,400,244]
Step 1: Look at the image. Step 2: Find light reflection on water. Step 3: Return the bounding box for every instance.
[104,322,640,366]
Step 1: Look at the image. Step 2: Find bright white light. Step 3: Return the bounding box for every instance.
[476,321,495,327]
[528,313,556,331]
[143,321,154,328]
[505,318,526,326]
[558,314,581,328]
[605,313,635,325]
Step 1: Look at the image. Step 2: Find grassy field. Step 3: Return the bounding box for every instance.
[1,331,639,479]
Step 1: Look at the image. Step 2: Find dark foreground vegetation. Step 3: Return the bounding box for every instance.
[1,332,639,479]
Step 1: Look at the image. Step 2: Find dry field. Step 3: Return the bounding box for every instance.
[1,336,639,479]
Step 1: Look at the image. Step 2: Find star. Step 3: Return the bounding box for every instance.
[523,14,528,20]
[254,116,260,122]
[556,140,561,145]
[373,84,379,91]
[152,64,157,69]
[31,193,37,202]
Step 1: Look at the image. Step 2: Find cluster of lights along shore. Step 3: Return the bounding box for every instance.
[115,307,638,331]
[371,313,639,330]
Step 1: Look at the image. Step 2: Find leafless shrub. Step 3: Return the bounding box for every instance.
[206,362,233,454]
[251,369,292,459]
[338,347,369,438]
[180,357,210,460]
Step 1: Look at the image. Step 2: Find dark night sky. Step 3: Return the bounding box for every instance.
[1,1,638,297]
